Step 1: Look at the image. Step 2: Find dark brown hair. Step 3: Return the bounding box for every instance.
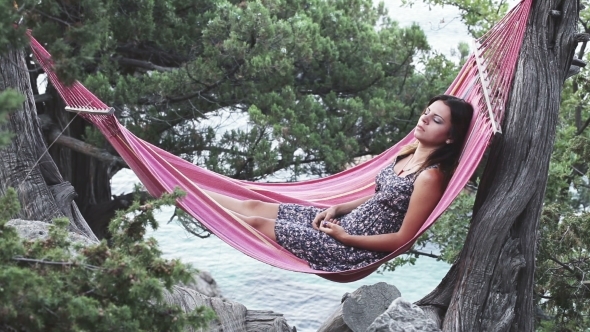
[398,94,474,184]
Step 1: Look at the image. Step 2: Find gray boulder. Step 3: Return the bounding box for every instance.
[367,297,441,332]
[183,270,222,298]
[317,302,352,332]
[165,286,292,332]
[7,218,97,246]
[318,282,401,332]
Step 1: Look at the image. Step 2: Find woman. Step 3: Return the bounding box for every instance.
[206,95,474,271]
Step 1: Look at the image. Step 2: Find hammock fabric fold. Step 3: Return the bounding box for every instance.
[28,0,532,282]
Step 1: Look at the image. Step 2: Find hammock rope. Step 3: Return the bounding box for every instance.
[28,0,532,282]
[18,112,79,188]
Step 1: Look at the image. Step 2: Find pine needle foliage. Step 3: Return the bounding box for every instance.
[8,0,460,181]
[0,188,215,331]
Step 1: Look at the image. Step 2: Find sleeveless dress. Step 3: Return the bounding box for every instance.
[274,158,437,272]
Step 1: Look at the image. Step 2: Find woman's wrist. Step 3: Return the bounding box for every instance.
[332,205,341,215]
[337,232,351,245]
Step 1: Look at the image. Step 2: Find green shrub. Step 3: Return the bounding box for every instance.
[0,187,215,331]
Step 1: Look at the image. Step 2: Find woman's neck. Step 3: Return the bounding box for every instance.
[411,143,436,163]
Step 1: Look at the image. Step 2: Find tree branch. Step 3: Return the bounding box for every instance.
[114,45,189,67]
[34,93,53,103]
[47,129,127,167]
[576,115,590,135]
[168,63,243,103]
[548,256,584,281]
[115,57,176,72]
[297,74,383,97]
[32,9,72,27]
[408,249,441,259]
[168,209,212,239]
[12,256,100,270]
[233,128,268,178]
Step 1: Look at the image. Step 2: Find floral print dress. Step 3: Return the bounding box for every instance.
[274,158,436,272]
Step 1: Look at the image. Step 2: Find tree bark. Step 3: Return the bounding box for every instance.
[37,82,125,239]
[0,48,97,241]
[29,48,150,240]
[418,1,580,331]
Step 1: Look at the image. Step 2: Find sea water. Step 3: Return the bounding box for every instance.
[145,205,450,331]
[112,1,487,330]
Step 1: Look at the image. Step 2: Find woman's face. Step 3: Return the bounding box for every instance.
[414,100,453,147]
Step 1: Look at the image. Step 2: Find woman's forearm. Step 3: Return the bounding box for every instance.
[334,195,373,215]
[339,232,402,252]
[326,167,445,253]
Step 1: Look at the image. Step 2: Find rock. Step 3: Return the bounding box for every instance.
[7,219,98,246]
[165,285,248,331]
[417,305,444,329]
[317,305,352,332]
[342,282,402,332]
[184,270,222,298]
[366,298,441,332]
[246,310,294,332]
[318,282,401,332]
[165,286,293,332]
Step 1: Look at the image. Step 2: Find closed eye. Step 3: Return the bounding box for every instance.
[423,107,446,124]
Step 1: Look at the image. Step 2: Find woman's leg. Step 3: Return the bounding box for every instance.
[232,212,277,241]
[203,189,280,219]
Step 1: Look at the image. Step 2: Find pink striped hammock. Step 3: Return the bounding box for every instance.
[29,0,531,282]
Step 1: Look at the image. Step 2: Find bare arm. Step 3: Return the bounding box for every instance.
[333,195,374,215]
[312,194,374,230]
[320,168,445,252]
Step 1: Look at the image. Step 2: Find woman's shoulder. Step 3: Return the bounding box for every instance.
[414,167,445,188]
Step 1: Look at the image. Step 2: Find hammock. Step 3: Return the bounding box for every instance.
[28,0,532,282]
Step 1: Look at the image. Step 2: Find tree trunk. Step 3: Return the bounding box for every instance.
[34,73,127,239]
[0,47,97,241]
[418,1,580,331]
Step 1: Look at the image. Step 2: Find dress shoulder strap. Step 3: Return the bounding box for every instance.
[408,164,439,184]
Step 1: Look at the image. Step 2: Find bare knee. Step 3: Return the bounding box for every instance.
[241,199,279,219]
[244,215,265,228]
[243,215,276,241]
[242,199,265,211]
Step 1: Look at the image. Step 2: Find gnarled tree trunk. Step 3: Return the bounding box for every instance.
[0,48,96,241]
[40,84,127,239]
[418,1,580,331]
[31,62,129,239]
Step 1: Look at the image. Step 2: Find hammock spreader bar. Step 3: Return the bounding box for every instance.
[473,39,501,134]
[28,0,532,283]
[65,106,115,115]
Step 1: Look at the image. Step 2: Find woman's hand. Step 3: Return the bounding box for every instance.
[320,221,348,243]
[312,207,339,230]
[311,195,374,230]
